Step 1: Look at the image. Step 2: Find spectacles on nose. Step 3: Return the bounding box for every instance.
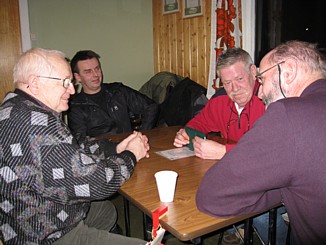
[256,61,285,84]
[37,76,73,88]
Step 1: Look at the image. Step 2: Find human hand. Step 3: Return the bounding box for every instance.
[193,137,226,160]
[173,128,190,147]
[116,131,138,154]
[125,132,150,161]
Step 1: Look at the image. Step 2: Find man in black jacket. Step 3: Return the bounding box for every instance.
[68,50,159,139]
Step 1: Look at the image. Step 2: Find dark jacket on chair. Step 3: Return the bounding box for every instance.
[139,71,184,104]
[159,77,208,126]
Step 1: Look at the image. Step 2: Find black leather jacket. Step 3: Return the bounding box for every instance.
[67,82,159,138]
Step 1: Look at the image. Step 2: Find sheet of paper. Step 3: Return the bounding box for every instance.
[155,147,195,160]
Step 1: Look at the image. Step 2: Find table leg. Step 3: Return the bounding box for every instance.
[268,208,277,245]
[143,213,152,241]
[190,237,202,245]
[123,197,130,237]
[243,218,253,245]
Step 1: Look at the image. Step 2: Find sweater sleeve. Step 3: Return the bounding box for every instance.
[55,132,137,202]
[196,102,295,217]
[34,111,136,202]
[79,136,119,157]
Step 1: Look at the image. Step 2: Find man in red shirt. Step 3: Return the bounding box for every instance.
[174,48,265,159]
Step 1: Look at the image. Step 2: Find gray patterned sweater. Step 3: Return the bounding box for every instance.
[0,90,137,244]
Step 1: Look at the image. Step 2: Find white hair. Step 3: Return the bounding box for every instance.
[13,48,67,85]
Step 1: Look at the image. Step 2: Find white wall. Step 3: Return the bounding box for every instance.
[19,0,32,52]
[27,0,154,90]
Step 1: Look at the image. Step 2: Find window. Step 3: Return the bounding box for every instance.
[255,0,326,64]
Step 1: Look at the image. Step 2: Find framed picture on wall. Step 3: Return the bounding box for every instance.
[163,0,180,14]
[183,0,203,18]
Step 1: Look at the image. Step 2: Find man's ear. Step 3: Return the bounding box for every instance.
[27,75,40,95]
[74,72,81,83]
[250,64,257,77]
[282,58,297,85]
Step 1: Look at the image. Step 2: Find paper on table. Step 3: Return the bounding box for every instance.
[155,147,195,160]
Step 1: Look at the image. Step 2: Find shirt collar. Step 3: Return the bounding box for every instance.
[14,89,61,118]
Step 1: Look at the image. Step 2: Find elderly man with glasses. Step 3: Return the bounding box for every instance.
[197,41,326,245]
[0,48,149,245]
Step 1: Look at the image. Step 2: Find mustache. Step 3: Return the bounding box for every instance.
[229,90,246,96]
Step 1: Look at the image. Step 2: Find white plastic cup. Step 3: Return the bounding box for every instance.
[154,170,178,202]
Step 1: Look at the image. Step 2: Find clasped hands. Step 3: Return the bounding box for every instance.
[117,131,150,161]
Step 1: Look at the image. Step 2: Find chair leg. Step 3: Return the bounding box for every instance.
[217,232,224,245]
[286,223,291,245]
[143,213,152,241]
[252,225,265,245]
[123,198,130,237]
[232,225,244,244]
[268,208,277,245]
[244,218,254,245]
[190,237,202,245]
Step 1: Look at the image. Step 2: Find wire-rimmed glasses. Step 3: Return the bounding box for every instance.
[37,76,73,88]
[256,61,287,98]
[255,61,285,84]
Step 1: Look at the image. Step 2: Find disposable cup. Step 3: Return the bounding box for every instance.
[154,170,178,202]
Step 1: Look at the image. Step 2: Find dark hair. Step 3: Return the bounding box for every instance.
[70,50,101,74]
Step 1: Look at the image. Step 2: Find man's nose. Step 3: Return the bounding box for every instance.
[231,81,240,91]
[89,70,96,76]
[67,82,75,95]
[91,69,100,76]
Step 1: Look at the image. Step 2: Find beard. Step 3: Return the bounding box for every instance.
[262,78,285,108]
[262,93,273,108]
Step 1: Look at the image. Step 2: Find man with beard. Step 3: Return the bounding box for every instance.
[197,41,326,245]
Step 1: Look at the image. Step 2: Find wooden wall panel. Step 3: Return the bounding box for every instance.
[152,0,211,88]
[0,0,22,101]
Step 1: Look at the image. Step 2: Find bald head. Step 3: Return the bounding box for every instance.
[13,48,75,113]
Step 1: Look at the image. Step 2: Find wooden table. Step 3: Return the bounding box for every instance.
[105,126,276,244]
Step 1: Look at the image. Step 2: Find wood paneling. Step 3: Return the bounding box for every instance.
[152,0,211,88]
[0,0,22,101]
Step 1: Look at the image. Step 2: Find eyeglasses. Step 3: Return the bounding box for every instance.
[256,60,287,98]
[37,76,73,88]
[256,61,285,84]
